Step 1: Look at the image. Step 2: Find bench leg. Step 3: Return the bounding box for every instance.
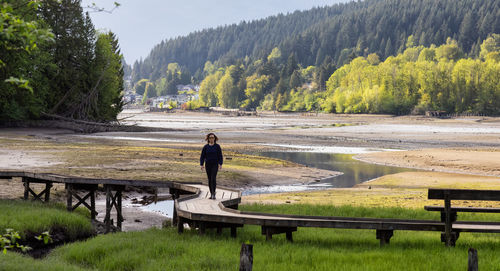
[441,231,459,247]
[376,230,393,246]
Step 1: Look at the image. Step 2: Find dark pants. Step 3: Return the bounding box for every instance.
[205,162,218,195]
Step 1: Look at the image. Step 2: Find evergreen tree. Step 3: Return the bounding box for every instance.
[92,31,124,121]
[39,0,98,120]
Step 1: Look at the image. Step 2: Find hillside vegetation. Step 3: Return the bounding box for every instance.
[133,0,500,115]
[132,0,499,83]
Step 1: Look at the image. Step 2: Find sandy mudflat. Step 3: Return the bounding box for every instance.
[356,148,500,177]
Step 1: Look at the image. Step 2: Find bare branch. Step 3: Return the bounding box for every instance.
[83,2,120,14]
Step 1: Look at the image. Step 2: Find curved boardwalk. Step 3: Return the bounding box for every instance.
[174,184,445,244]
[2,170,500,246]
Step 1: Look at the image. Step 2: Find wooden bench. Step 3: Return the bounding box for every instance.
[426,188,500,246]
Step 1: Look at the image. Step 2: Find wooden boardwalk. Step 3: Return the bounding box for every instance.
[3,170,500,245]
[174,185,445,244]
[174,185,500,245]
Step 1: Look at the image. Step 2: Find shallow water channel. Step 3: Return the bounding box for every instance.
[243,151,415,195]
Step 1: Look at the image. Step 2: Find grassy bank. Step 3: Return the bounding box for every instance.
[2,204,500,270]
[0,200,93,241]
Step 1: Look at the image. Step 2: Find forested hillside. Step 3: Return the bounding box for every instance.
[0,0,124,122]
[131,0,499,84]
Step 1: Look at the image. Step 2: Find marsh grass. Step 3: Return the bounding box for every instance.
[2,204,500,270]
[0,199,93,240]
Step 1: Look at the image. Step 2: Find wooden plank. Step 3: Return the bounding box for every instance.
[0,171,26,178]
[428,189,500,201]
[187,203,197,211]
[6,171,201,192]
[453,224,500,233]
[187,212,445,231]
[425,206,500,213]
[179,202,188,210]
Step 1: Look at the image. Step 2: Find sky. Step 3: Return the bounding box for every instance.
[81,0,348,64]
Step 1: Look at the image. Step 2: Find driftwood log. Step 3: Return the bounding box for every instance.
[0,112,173,133]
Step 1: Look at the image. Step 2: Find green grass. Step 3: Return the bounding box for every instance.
[240,203,500,221]
[2,204,500,270]
[0,199,93,240]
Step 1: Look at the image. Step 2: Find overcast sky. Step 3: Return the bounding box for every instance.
[81,0,348,64]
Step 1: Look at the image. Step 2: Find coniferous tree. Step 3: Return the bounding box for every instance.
[39,0,98,120]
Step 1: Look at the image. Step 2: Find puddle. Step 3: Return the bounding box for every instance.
[141,200,174,218]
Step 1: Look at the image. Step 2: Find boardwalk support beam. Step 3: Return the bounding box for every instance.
[104,184,124,233]
[261,226,297,242]
[376,229,394,246]
[192,221,243,237]
[65,183,98,219]
[22,177,52,202]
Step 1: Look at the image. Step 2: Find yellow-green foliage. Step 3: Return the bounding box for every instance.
[325,36,500,115]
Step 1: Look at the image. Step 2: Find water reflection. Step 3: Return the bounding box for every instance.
[141,200,174,217]
[244,152,416,195]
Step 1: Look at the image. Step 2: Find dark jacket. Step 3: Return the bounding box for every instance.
[200,143,223,166]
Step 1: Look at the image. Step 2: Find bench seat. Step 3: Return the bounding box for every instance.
[453,223,500,233]
[424,206,500,213]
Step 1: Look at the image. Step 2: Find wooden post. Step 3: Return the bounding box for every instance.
[376,230,394,246]
[468,248,478,271]
[444,191,452,246]
[23,179,29,200]
[177,217,184,233]
[286,231,293,242]
[239,244,253,271]
[172,207,178,226]
[90,189,96,219]
[43,182,52,202]
[117,188,123,230]
[105,185,112,233]
[199,222,206,235]
[231,226,237,238]
[265,228,272,241]
[66,184,72,211]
